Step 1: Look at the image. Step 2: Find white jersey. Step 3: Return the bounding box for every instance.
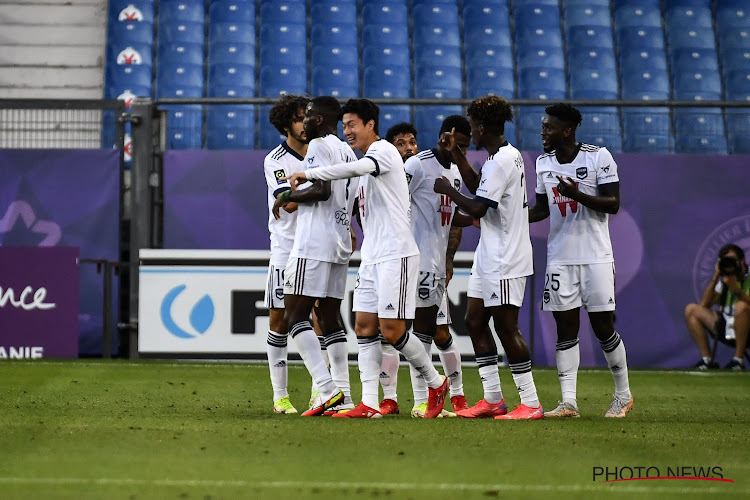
[474,142,533,279]
[535,144,619,265]
[291,134,358,264]
[404,149,461,276]
[264,142,305,259]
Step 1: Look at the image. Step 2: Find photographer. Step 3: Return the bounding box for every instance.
[685,244,750,370]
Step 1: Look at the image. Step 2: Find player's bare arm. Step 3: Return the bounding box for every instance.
[528,192,550,222]
[272,180,331,219]
[451,211,474,228]
[441,128,480,194]
[555,176,620,214]
[445,226,462,284]
[434,176,489,219]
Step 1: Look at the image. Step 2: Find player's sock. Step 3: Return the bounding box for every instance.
[266,330,289,401]
[290,321,336,397]
[358,335,382,409]
[510,359,540,408]
[599,331,631,400]
[380,338,400,402]
[476,353,503,404]
[318,335,329,367]
[555,339,580,406]
[324,329,350,401]
[437,336,463,397]
[393,331,442,388]
[409,331,432,405]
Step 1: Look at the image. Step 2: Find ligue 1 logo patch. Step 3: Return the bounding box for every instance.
[576,167,588,180]
[274,169,285,184]
[405,172,413,184]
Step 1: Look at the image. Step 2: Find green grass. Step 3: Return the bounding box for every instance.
[0,361,748,500]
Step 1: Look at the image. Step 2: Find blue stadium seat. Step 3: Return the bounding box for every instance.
[564,0,610,5]
[676,134,728,154]
[414,45,462,69]
[379,105,412,137]
[158,0,205,23]
[109,1,155,24]
[363,65,411,98]
[514,5,561,28]
[207,43,254,66]
[311,2,357,25]
[362,24,409,46]
[206,105,255,130]
[665,0,711,7]
[311,45,358,67]
[517,26,564,48]
[671,48,720,72]
[156,63,203,88]
[310,24,358,46]
[163,104,202,150]
[617,27,665,49]
[106,63,153,90]
[516,106,547,151]
[466,67,515,99]
[566,26,615,48]
[158,21,204,43]
[672,71,722,100]
[718,27,750,50]
[464,22,513,48]
[106,85,152,102]
[621,69,671,100]
[155,84,202,98]
[725,69,750,100]
[109,43,153,66]
[414,65,462,99]
[620,48,668,74]
[259,2,306,25]
[570,69,619,99]
[464,0,511,5]
[613,0,660,7]
[511,0,558,5]
[208,21,256,45]
[464,4,510,25]
[362,45,409,67]
[412,4,460,27]
[624,134,674,153]
[674,109,728,153]
[667,28,717,50]
[580,133,623,152]
[361,3,408,25]
[578,108,622,149]
[207,63,255,97]
[157,42,203,65]
[665,7,713,29]
[614,5,662,28]
[259,45,306,67]
[716,6,750,29]
[259,65,307,97]
[415,106,462,147]
[517,47,565,70]
[725,110,750,153]
[257,23,305,46]
[720,48,750,77]
[257,105,285,149]
[311,66,359,98]
[413,24,460,47]
[518,68,566,99]
[567,47,617,71]
[208,0,254,23]
[563,5,612,27]
[623,108,672,136]
[166,127,203,149]
[108,20,155,45]
[206,127,255,150]
[466,45,514,70]
[504,120,518,147]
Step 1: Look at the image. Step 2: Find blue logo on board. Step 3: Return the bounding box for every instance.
[160,285,214,338]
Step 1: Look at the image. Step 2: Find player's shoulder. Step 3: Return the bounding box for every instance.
[416,148,436,161]
[264,143,286,163]
[536,150,556,163]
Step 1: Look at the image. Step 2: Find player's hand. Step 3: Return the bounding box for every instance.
[271,196,285,220]
[555,175,579,198]
[439,127,457,152]
[433,176,453,195]
[445,263,454,285]
[281,171,309,191]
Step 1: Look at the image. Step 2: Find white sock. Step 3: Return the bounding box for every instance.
[477,354,502,404]
[409,331,433,405]
[319,335,329,367]
[556,339,580,407]
[393,331,442,388]
[290,321,336,397]
[599,331,631,400]
[266,330,288,401]
[509,360,540,408]
[357,336,382,409]
[380,341,400,401]
[324,329,351,401]
[437,336,463,398]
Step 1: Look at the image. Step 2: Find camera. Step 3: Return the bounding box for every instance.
[718,256,741,277]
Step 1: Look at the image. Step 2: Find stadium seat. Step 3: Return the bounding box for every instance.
[413,24,461,48]
[671,48,720,72]
[567,47,617,71]
[518,68,567,100]
[414,65,462,99]
[504,120,518,146]
[517,26,564,49]
[464,0,511,5]
[208,0,255,23]
[620,48,668,75]
[563,5,612,27]
[725,69,750,100]
[665,7,713,29]
[667,28,717,50]
[361,1,408,22]
[578,108,622,152]
[414,45,462,69]
[624,134,674,153]
[511,0,558,5]
[570,70,619,99]
[158,21,205,43]
[208,22,257,45]
[622,107,673,153]
[310,24,358,46]
[208,43,254,66]
[566,26,615,49]
[514,5,561,29]
[664,0,711,7]
[517,46,565,69]
[564,0,610,5]
[257,105,285,149]
[166,127,203,149]
[725,110,750,153]
[108,20,155,46]
[466,67,515,99]
[464,23,513,48]
[621,70,671,100]
[379,105,412,137]
[676,134,729,154]
[109,43,153,66]
[158,0,205,23]
[613,0,661,7]
[206,127,254,150]
[310,2,357,26]
[311,66,359,98]
[109,1,155,25]
[466,45,514,70]
[163,104,203,150]
[207,64,254,97]
[617,27,665,49]
[674,109,728,154]
[259,65,307,97]
[614,5,662,28]
[258,24,305,46]
[363,65,411,98]
[259,2,306,25]
[158,42,203,66]
[463,4,510,25]
[259,45,306,68]
[716,6,750,29]
[156,63,203,88]
[579,132,623,152]
[672,71,723,100]
[155,84,202,98]
[362,24,409,46]
[718,28,750,50]
[720,48,750,78]
[516,106,547,151]
[206,105,255,131]
[311,46,358,67]
[412,4,460,27]
[106,63,153,90]
[362,45,409,68]
[415,106,462,147]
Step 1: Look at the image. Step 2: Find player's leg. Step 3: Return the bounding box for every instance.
[409,303,438,416]
[264,263,296,414]
[684,302,720,368]
[378,333,401,414]
[435,290,465,412]
[310,303,328,405]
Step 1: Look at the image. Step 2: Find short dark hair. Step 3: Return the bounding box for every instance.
[466,95,513,135]
[342,98,379,135]
[545,102,583,128]
[385,122,417,143]
[310,95,343,123]
[269,94,309,136]
[440,115,471,137]
[719,243,746,262]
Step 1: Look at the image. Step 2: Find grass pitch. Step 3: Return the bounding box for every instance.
[0,361,748,500]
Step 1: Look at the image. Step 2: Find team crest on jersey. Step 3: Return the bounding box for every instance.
[576,167,588,179]
[543,291,551,303]
[419,288,430,300]
[275,289,284,300]
[274,169,285,184]
[454,179,460,189]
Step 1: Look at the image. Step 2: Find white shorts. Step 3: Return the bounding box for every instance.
[542,262,616,312]
[353,255,418,319]
[264,263,286,309]
[283,257,348,300]
[467,270,527,308]
[436,290,451,326]
[416,272,446,308]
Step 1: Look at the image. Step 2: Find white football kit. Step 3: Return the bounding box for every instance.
[405,148,462,308]
[263,142,304,309]
[285,134,358,300]
[305,139,420,318]
[468,142,533,307]
[535,144,619,311]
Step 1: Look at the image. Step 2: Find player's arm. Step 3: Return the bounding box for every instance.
[555,177,620,214]
[285,157,377,187]
[528,192,550,222]
[451,211,474,228]
[445,226,462,284]
[434,176,489,219]
[441,130,480,193]
[272,181,331,219]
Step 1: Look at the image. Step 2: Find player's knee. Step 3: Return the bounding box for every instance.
[433,325,451,345]
[465,314,484,335]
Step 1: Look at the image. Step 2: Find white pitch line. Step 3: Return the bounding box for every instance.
[0,477,743,495]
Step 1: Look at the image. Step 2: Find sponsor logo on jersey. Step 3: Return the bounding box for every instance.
[551,184,579,216]
[437,195,453,226]
[576,167,588,179]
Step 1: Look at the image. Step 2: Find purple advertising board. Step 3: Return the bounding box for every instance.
[0,246,79,358]
[163,150,750,368]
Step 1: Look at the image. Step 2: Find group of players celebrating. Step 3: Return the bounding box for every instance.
[263,94,633,420]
